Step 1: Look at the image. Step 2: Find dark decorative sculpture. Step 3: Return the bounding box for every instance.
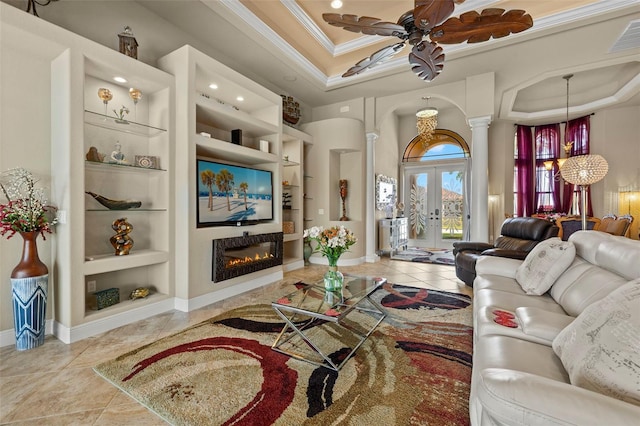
[339,179,349,221]
[85,191,141,210]
[26,0,58,17]
[282,192,292,210]
[118,26,138,59]
[85,146,105,163]
[110,218,133,256]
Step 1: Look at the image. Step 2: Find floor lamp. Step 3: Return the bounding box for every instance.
[560,154,609,230]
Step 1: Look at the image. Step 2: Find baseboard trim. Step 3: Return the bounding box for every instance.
[0,320,54,348]
[52,298,175,344]
[174,270,284,312]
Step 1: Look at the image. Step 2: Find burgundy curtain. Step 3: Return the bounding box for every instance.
[516,125,534,217]
[563,115,592,215]
[534,124,561,213]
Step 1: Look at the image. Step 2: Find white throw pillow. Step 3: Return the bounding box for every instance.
[515,238,575,295]
[552,279,640,406]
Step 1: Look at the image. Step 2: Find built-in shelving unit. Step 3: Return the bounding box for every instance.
[158,45,287,308]
[282,125,312,270]
[50,36,175,342]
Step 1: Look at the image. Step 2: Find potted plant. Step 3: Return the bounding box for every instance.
[1,168,57,350]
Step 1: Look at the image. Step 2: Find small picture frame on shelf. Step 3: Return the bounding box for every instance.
[135,155,159,169]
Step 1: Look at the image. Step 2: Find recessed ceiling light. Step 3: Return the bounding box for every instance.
[209,83,218,89]
[113,76,127,83]
[331,0,343,9]
[236,96,244,102]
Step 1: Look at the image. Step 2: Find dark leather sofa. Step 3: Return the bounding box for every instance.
[452,217,559,286]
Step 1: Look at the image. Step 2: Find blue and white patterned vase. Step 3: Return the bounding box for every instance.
[11,231,48,351]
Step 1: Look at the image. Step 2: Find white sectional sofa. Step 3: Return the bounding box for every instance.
[469,230,640,425]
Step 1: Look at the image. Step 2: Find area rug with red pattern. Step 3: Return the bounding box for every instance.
[94,283,473,425]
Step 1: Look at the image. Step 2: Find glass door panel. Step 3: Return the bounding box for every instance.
[404,164,465,249]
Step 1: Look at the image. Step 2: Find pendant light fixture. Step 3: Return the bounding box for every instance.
[416,97,438,146]
[544,74,575,172]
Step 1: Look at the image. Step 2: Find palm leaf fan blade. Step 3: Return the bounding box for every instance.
[409,41,445,81]
[413,0,456,30]
[430,9,533,44]
[342,43,406,77]
[322,13,407,37]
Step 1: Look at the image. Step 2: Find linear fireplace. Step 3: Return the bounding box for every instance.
[212,232,283,282]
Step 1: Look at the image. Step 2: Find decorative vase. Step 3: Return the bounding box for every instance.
[303,240,312,266]
[323,265,344,291]
[11,231,49,351]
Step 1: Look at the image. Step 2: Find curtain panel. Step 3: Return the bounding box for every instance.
[515,125,534,217]
[534,124,561,213]
[564,115,592,215]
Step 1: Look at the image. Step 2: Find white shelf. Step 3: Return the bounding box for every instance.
[194,133,279,165]
[84,292,171,320]
[283,232,302,242]
[195,94,279,137]
[84,250,170,275]
[85,161,166,172]
[86,208,167,212]
[84,110,166,136]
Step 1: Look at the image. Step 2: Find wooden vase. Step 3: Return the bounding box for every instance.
[11,231,49,350]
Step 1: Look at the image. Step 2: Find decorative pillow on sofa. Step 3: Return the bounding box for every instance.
[552,278,640,406]
[515,238,575,295]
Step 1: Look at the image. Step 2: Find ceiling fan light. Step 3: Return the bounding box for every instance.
[416,106,438,118]
[330,0,343,9]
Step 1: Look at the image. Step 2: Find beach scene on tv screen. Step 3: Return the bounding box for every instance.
[197,161,273,224]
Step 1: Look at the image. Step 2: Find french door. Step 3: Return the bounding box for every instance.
[403,162,466,249]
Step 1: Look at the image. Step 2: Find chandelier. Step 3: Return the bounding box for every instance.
[544,74,575,172]
[416,98,438,146]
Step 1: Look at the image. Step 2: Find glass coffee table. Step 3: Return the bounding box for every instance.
[271,275,387,371]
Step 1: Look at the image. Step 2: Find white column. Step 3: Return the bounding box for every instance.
[468,116,492,242]
[366,132,380,262]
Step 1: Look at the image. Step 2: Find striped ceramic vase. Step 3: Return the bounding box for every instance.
[11,231,48,351]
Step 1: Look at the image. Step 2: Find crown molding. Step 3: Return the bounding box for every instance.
[219,0,637,90]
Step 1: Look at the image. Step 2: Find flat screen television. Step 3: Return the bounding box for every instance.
[196,159,274,227]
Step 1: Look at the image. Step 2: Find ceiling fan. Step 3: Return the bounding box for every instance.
[323,0,533,82]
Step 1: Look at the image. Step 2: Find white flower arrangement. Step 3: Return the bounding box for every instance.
[0,168,57,239]
[303,225,357,266]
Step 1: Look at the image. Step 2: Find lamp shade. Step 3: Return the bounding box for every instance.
[560,154,609,186]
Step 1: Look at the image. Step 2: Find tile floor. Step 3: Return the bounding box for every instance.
[0,258,470,425]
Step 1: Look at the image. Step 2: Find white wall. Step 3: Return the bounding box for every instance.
[0,39,56,331]
[301,118,366,264]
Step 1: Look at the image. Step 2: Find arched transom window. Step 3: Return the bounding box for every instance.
[402,129,470,162]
